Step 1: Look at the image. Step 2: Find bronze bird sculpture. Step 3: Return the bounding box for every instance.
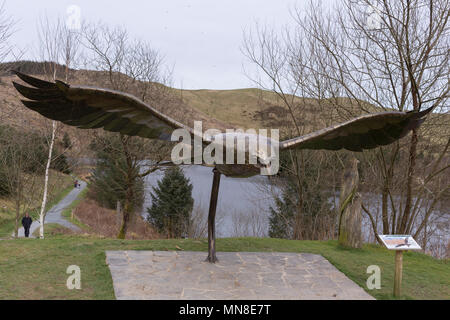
[12,71,432,262]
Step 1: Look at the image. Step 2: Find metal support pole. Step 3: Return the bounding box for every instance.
[206,167,221,263]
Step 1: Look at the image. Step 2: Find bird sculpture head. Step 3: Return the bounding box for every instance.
[204,131,280,176]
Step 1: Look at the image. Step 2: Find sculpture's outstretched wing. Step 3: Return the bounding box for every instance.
[280,108,433,152]
[12,71,195,141]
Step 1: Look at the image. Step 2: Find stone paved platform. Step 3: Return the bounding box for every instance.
[106,251,375,300]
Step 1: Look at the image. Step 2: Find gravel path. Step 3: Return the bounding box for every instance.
[15,180,87,238]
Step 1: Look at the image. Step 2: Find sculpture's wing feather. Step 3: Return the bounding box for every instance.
[12,71,195,141]
[280,108,433,152]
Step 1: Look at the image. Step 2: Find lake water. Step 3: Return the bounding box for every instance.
[72,158,447,257]
[141,165,448,258]
[142,165,277,238]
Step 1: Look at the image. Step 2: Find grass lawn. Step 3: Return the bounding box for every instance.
[31,224,73,238]
[0,236,448,300]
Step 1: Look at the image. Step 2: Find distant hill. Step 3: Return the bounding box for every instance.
[0,61,71,78]
[0,61,448,156]
[0,61,371,132]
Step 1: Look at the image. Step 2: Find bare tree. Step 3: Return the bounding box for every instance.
[125,39,173,103]
[82,22,129,90]
[0,1,14,65]
[0,128,45,238]
[81,22,173,238]
[243,0,449,248]
[297,0,449,239]
[0,1,17,122]
[35,15,81,238]
[242,23,341,240]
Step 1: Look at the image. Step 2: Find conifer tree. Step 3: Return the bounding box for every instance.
[147,167,193,238]
[89,135,144,211]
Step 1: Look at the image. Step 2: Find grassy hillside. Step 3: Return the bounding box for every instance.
[1,61,448,145]
[172,87,354,130]
[0,236,448,300]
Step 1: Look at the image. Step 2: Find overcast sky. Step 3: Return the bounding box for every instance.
[5,0,333,90]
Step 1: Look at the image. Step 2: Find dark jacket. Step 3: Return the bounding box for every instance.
[22,216,32,229]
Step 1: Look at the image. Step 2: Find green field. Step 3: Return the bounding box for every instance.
[0,236,448,300]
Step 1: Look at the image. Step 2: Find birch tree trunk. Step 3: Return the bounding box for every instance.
[39,120,57,239]
[36,15,80,239]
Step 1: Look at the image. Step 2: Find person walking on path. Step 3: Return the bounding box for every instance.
[21,213,32,238]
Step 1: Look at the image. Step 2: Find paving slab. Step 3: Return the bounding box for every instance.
[105,251,375,300]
